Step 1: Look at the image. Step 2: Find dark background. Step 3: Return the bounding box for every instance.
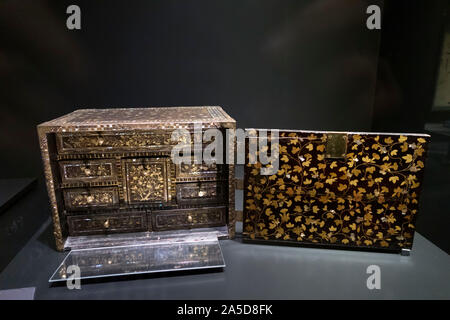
[0,0,384,177]
[0,0,449,268]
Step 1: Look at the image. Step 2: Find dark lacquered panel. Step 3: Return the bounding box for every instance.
[244,130,430,251]
[152,207,226,231]
[67,213,147,236]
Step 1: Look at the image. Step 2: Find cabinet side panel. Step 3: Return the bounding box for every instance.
[37,127,65,251]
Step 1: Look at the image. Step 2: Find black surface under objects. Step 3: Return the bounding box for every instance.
[0,178,37,214]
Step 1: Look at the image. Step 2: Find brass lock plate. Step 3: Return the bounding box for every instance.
[325,133,348,159]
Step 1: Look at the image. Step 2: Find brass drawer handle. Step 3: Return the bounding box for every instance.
[104,219,110,228]
[187,215,193,223]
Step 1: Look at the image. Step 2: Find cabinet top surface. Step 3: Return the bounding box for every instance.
[38,106,235,130]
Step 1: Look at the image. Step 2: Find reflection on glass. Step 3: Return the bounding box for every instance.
[49,234,225,282]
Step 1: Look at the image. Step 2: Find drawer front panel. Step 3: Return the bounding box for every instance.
[176,182,225,204]
[176,161,222,180]
[56,131,194,153]
[67,213,147,236]
[123,158,169,204]
[59,159,117,184]
[63,187,119,210]
[152,207,226,231]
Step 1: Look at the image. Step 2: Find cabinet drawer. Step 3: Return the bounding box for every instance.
[56,131,193,153]
[63,187,119,210]
[176,161,223,181]
[59,159,117,184]
[151,207,226,231]
[67,213,147,236]
[176,182,225,204]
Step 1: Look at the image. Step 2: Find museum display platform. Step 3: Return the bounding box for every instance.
[0,179,450,299]
[0,185,448,299]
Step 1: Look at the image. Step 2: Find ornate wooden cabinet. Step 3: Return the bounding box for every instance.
[37,107,236,254]
[243,129,430,254]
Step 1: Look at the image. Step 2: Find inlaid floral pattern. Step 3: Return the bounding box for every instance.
[68,214,146,235]
[179,183,218,199]
[244,131,429,250]
[125,160,167,203]
[64,163,112,179]
[65,188,118,209]
[61,133,174,150]
[179,163,218,176]
[154,208,224,230]
[177,182,224,204]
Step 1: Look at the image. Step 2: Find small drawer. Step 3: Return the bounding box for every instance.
[151,206,226,231]
[176,181,225,204]
[175,161,222,181]
[59,159,117,184]
[67,213,147,236]
[63,187,119,211]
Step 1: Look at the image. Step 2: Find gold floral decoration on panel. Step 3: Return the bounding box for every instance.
[180,183,219,199]
[65,163,112,179]
[62,133,175,149]
[179,162,218,175]
[244,132,429,250]
[69,191,114,207]
[126,162,167,203]
[70,215,145,234]
[156,211,222,228]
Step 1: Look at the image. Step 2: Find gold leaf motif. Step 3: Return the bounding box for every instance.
[389,176,400,184]
[401,143,409,152]
[362,156,373,163]
[293,165,302,173]
[380,240,389,247]
[402,154,413,163]
[366,166,376,174]
[417,138,426,143]
[244,131,427,250]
